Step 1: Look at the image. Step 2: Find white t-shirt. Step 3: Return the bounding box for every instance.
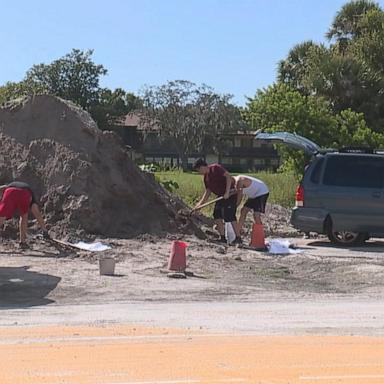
[236,175,269,199]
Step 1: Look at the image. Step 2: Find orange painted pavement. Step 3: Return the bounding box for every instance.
[0,325,384,384]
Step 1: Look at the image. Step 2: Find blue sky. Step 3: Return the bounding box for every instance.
[1,0,383,105]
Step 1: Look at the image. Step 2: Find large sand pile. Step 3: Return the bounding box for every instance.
[0,95,201,239]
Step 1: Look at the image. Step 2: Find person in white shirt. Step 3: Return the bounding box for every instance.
[234,175,269,234]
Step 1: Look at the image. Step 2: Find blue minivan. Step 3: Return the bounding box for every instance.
[256,131,384,245]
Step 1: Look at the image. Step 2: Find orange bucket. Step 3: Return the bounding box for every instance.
[250,223,266,249]
[167,240,188,272]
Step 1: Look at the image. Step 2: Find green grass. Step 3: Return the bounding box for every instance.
[156,170,298,209]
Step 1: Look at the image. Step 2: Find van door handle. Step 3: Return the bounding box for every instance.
[372,192,381,198]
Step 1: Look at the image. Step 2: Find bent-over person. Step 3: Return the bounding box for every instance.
[0,181,49,247]
[234,175,269,234]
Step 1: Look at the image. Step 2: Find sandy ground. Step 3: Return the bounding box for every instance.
[1,231,384,335]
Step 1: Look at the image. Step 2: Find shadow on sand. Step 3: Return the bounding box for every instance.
[0,266,61,308]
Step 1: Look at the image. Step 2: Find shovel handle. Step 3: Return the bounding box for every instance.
[192,189,237,212]
[193,195,224,211]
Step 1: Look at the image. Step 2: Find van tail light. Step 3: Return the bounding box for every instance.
[295,185,304,207]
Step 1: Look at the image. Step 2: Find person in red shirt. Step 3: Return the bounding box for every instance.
[0,181,49,248]
[193,159,242,244]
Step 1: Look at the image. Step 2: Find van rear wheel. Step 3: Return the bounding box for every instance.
[327,230,366,246]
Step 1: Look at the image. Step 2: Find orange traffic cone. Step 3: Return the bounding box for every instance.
[250,223,266,249]
[167,240,188,272]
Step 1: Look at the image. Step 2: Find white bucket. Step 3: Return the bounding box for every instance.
[99,257,115,275]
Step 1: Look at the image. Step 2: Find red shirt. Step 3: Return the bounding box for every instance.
[204,164,234,196]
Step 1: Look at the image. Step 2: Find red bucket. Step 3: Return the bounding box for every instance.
[167,240,188,272]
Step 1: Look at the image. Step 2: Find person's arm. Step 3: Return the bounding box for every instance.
[223,172,233,199]
[235,177,245,206]
[0,185,7,199]
[193,188,211,210]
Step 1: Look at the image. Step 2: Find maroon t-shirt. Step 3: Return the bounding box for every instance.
[204,164,234,196]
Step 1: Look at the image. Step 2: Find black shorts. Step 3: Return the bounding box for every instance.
[244,193,269,213]
[213,194,237,222]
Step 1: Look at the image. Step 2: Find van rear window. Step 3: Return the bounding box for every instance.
[310,158,324,184]
[323,156,384,188]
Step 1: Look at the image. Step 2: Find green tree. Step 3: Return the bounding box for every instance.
[24,49,107,109]
[243,83,383,174]
[89,88,143,130]
[326,0,381,50]
[278,1,384,132]
[277,41,318,92]
[140,80,244,170]
[0,49,144,131]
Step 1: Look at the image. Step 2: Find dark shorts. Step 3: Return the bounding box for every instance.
[0,188,32,219]
[244,193,269,213]
[213,194,237,222]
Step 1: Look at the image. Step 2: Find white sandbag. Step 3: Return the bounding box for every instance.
[73,241,111,252]
[267,239,302,254]
[225,222,236,244]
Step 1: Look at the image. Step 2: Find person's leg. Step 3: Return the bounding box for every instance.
[223,195,241,242]
[213,200,225,239]
[249,194,268,227]
[215,219,225,236]
[19,213,28,244]
[253,211,262,225]
[238,206,252,234]
[231,221,241,237]
[31,203,47,230]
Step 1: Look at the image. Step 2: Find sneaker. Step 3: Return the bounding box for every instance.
[230,237,243,246]
[42,229,50,239]
[210,236,227,244]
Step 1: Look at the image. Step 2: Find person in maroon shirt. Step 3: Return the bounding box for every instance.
[192,159,242,244]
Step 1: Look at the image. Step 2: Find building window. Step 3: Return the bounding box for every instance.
[234,138,241,148]
[222,157,232,165]
[254,159,265,165]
